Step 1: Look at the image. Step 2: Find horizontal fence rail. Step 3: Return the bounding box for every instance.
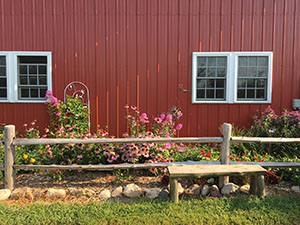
[2,123,300,190]
[13,137,223,146]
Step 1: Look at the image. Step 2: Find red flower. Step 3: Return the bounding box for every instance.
[242,159,245,162]
[253,157,258,161]
[201,149,205,155]
[230,156,234,160]
[258,159,263,162]
[236,158,240,161]
[53,169,59,174]
[242,155,246,158]
[262,155,266,158]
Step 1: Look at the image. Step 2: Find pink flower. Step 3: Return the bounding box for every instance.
[124,105,129,109]
[176,123,183,130]
[77,154,83,159]
[166,114,172,121]
[160,114,166,120]
[56,112,61,116]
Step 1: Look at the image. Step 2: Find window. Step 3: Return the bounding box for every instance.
[0,52,52,103]
[192,52,272,103]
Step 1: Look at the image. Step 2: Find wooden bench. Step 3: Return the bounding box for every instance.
[168,164,267,202]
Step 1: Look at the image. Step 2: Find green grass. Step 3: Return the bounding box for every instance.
[0,195,300,225]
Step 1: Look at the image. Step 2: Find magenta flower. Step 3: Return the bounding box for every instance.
[160,114,166,120]
[166,114,172,121]
[77,154,83,159]
[176,123,183,130]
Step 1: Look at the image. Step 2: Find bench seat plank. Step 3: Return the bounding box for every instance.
[168,164,267,178]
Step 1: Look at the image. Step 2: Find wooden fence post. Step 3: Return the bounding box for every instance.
[4,125,16,190]
[219,123,232,188]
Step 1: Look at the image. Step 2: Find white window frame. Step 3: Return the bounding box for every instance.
[192,51,273,104]
[0,51,52,103]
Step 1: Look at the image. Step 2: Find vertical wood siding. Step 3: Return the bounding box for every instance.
[0,0,299,137]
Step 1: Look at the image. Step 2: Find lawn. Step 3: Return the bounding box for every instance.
[0,195,300,225]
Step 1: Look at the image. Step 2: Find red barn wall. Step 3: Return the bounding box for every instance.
[0,0,300,137]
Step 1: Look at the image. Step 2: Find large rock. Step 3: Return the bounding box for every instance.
[46,188,66,198]
[69,188,84,197]
[123,184,143,198]
[158,189,169,201]
[145,188,160,199]
[83,189,96,197]
[221,183,239,195]
[291,186,300,193]
[11,188,32,200]
[210,185,221,197]
[240,184,250,194]
[201,185,210,197]
[99,190,111,200]
[0,189,11,201]
[111,186,123,197]
[168,182,185,195]
[186,184,201,195]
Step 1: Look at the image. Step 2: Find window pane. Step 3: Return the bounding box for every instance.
[257,79,266,88]
[256,89,265,99]
[217,57,226,66]
[249,57,257,66]
[30,88,38,98]
[0,67,6,76]
[216,80,224,88]
[0,89,7,98]
[197,89,205,98]
[0,78,6,87]
[257,56,268,66]
[238,57,247,66]
[29,65,37,74]
[237,89,245,99]
[19,65,28,74]
[207,80,214,88]
[29,76,37,85]
[208,57,216,66]
[247,79,255,88]
[248,67,257,77]
[198,67,206,77]
[197,79,206,88]
[258,67,267,77]
[238,79,246,88]
[20,76,28,85]
[216,89,224,99]
[38,65,47,74]
[18,56,47,64]
[247,89,255,98]
[21,88,29,98]
[217,67,226,77]
[0,56,5,65]
[39,76,47,85]
[197,57,206,66]
[40,88,47,98]
[207,68,216,77]
[238,67,247,77]
[206,89,214,98]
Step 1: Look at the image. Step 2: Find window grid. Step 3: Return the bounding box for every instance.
[18,60,48,100]
[0,56,7,99]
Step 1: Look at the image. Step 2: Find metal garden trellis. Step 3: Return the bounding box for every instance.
[63,81,91,131]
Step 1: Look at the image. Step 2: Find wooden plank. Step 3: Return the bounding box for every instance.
[13,137,224,146]
[219,123,232,187]
[231,136,300,143]
[168,164,266,178]
[4,125,16,190]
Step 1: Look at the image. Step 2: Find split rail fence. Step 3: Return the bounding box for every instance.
[1,123,300,190]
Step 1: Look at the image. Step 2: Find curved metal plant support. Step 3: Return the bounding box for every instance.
[64,81,90,131]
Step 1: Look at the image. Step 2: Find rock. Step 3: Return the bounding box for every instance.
[168,182,185,195]
[291,186,300,193]
[99,190,111,200]
[0,189,11,201]
[210,185,221,197]
[24,191,34,201]
[69,188,84,197]
[83,189,96,197]
[201,185,210,197]
[145,188,160,199]
[186,184,201,195]
[239,184,250,194]
[158,189,169,201]
[221,183,239,195]
[123,184,143,198]
[46,188,66,198]
[11,188,32,200]
[111,186,123,197]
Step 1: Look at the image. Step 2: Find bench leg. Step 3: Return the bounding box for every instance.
[257,175,265,198]
[170,178,179,203]
[250,175,258,195]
